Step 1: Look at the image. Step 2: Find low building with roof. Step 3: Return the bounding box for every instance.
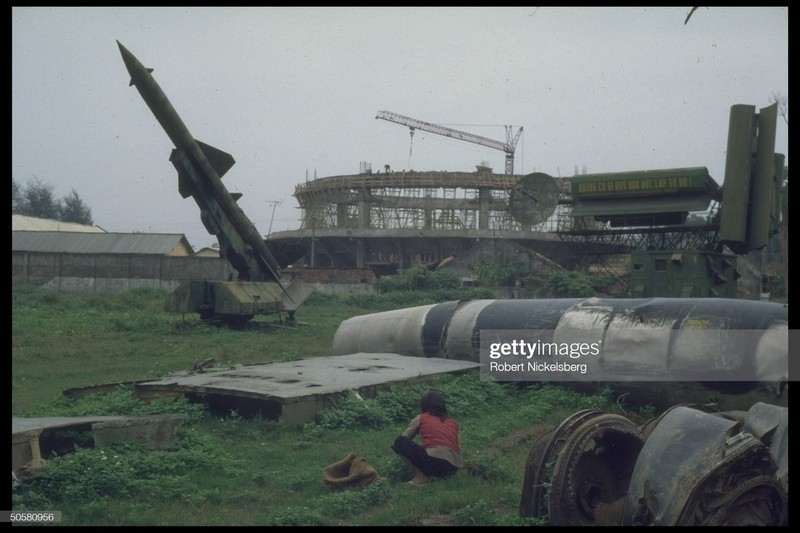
[12,227,233,292]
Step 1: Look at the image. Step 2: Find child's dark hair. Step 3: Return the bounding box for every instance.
[420,390,448,421]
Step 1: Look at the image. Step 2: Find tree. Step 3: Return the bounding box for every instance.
[12,176,94,225]
[17,177,60,220]
[770,92,788,126]
[12,178,22,213]
[60,189,93,225]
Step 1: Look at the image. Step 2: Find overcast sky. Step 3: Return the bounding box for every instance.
[12,7,788,250]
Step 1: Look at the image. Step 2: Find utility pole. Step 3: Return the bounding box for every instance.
[310,215,317,268]
[265,200,281,239]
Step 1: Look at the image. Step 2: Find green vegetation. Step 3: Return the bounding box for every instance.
[13,284,640,526]
[541,271,606,298]
[378,262,462,292]
[12,176,94,225]
[470,257,615,297]
[470,252,539,288]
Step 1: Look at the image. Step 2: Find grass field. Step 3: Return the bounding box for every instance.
[12,285,651,526]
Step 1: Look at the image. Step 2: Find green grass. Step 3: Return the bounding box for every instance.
[12,287,365,414]
[12,285,635,526]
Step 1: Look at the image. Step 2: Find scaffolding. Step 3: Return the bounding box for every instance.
[293,169,566,234]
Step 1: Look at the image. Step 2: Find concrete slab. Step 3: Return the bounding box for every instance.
[12,414,189,478]
[13,415,130,436]
[135,353,480,423]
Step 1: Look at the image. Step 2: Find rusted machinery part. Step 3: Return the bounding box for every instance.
[519,409,603,519]
[546,412,644,526]
[636,403,719,441]
[680,474,786,526]
[519,409,644,526]
[518,427,555,519]
[623,405,786,526]
[741,401,788,494]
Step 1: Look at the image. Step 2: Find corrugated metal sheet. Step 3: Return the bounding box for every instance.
[11,231,192,256]
[11,214,106,233]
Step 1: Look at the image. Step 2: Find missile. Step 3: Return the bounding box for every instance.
[332,297,789,408]
[117,41,284,285]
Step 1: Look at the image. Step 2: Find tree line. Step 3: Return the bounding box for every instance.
[12,177,93,226]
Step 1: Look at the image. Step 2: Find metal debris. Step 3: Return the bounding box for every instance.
[520,402,788,526]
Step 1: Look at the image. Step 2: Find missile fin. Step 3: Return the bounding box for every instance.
[177,169,196,199]
[128,69,153,87]
[171,149,197,199]
[196,140,236,178]
[231,192,243,202]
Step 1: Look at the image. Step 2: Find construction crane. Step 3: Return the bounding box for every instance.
[376,110,524,175]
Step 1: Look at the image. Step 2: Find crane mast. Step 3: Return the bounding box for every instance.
[376,110,523,175]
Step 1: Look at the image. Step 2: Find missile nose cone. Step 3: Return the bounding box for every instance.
[117,41,137,72]
[117,41,152,87]
[117,40,131,61]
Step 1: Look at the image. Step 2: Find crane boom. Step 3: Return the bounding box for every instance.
[376,110,523,174]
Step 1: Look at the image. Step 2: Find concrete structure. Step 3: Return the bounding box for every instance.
[134,353,480,423]
[269,103,785,297]
[269,167,582,274]
[281,267,377,297]
[12,414,189,479]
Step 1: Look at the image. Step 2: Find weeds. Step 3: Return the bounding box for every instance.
[12,285,653,526]
[13,428,242,511]
[452,499,496,525]
[30,384,206,418]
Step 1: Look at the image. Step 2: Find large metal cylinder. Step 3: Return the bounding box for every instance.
[331,298,788,404]
[334,297,786,355]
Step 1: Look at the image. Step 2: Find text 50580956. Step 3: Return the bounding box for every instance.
[2,511,62,523]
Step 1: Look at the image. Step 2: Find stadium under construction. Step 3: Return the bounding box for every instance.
[269,103,784,300]
[268,165,595,276]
